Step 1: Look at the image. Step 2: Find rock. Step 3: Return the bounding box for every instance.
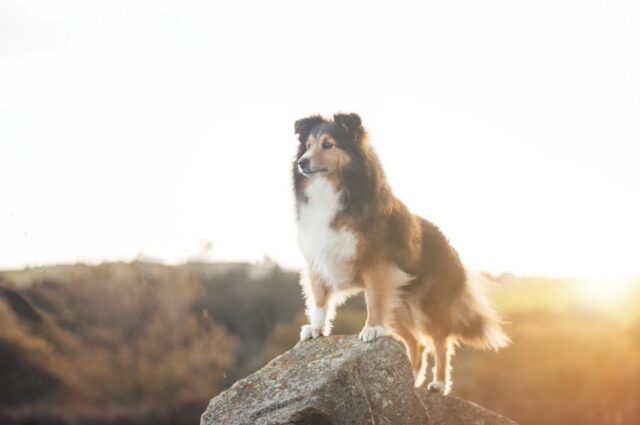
[200,336,517,425]
[417,391,518,425]
[201,336,427,425]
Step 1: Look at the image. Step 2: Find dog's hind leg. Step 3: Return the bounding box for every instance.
[428,336,454,394]
[393,317,429,386]
[413,343,428,387]
[405,337,428,387]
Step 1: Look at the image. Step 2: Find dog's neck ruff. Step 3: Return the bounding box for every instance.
[296,177,357,290]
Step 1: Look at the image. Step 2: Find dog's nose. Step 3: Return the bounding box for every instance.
[298,158,310,170]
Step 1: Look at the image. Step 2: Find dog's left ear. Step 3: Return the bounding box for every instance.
[294,115,324,143]
[334,113,364,143]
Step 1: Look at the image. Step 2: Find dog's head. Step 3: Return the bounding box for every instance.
[293,113,365,178]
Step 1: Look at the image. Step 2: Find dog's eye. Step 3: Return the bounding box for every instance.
[321,141,333,150]
[305,144,311,150]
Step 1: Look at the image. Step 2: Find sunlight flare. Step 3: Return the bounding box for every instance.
[580,277,632,306]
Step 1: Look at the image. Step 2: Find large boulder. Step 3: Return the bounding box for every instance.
[200,336,517,425]
[417,391,518,425]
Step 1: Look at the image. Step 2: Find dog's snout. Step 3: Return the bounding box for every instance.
[298,158,310,170]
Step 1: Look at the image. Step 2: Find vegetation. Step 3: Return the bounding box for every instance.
[0,262,639,425]
[0,263,236,425]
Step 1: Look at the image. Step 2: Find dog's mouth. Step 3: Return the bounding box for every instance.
[299,167,328,176]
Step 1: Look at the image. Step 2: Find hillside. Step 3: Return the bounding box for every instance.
[1,262,639,425]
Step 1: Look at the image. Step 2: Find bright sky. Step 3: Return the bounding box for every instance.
[1,0,639,278]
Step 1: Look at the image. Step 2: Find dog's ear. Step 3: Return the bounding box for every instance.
[294,115,324,143]
[333,113,363,143]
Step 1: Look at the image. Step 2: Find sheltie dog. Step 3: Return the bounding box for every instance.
[292,113,510,394]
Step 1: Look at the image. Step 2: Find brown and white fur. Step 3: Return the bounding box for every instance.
[293,113,510,394]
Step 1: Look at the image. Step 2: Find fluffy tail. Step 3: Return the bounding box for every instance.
[450,270,511,351]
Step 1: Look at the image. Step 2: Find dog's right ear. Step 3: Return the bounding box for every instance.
[294,115,324,143]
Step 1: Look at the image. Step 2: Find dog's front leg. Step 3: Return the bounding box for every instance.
[300,270,332,341]
[359,264,410,342]
[359,269,393,342]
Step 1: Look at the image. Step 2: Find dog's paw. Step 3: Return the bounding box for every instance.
[414,372,427,388]
[358,325,387,342]
[427,380,448,394]
[300,324,324,341]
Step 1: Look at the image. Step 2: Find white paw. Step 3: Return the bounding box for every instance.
[358,325,387,342]
[300,324,324,341]
[414,372,427,388]
[427,380,448,394]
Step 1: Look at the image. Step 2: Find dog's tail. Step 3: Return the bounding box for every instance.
[450,270,511,351]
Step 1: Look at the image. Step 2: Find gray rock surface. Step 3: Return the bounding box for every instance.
[200,336,517,425]
[418,391,518,425]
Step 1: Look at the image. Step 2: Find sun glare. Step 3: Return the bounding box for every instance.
[580,278,632,307]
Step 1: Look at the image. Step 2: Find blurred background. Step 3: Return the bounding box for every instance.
[1,1,639,424]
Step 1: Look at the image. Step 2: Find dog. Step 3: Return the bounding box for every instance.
[292,113,510,394]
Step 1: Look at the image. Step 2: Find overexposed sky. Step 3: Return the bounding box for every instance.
[1,0,639,278]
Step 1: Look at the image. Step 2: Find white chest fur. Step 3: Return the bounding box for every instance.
[296,177,357,290]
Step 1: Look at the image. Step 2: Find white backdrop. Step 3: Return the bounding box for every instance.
[1,0,639,278]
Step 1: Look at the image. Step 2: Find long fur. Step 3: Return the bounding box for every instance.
[292,113,510,394]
